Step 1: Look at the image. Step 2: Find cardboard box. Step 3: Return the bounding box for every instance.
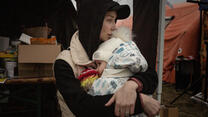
[18,45,61,63]
[18,63,53,77]
[18,44,61,77]
[22,26,52,38]
[160,105,178,117]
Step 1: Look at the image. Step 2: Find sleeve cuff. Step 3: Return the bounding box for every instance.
[128,78,143,92]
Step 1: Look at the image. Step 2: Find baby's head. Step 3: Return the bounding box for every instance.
[101,26,132,42]
[92,26,132,75]
[112,26,132,42]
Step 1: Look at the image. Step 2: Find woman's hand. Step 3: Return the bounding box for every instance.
[105,80,138,117]
[140,94,160,117]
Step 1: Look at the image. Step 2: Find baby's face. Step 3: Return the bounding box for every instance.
[95,60,107,76]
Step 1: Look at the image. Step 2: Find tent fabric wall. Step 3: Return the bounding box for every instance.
[116,16,133,30]
[133,0,160,69]
[163,3,200,83]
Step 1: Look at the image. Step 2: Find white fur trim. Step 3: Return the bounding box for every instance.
[93,27,133,62]
[112,26,132,42]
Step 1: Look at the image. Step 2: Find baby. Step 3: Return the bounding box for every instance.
[79,27,148,96]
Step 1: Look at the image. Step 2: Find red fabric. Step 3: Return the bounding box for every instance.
[78,69,99,81]
[129,78,143,92]
[162,3,200,83]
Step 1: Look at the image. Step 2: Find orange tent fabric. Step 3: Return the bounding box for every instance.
[163,3,200,83]
[115,3,200,84]
[116,16,133,30]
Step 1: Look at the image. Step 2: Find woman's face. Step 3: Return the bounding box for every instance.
[100,11,117,41]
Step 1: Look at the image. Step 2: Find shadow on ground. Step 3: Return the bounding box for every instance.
[161,83,208,117]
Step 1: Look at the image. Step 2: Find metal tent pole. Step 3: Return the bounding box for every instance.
[156,0,166,103]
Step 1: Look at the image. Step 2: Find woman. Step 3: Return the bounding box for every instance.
[85,26,148,96]
[54,0,160,117]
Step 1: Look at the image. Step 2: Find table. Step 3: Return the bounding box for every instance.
[5,77,55,84]
[0,77,56,117]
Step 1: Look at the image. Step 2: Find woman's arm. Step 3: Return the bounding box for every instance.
[105,66,159,117]
[128,67,160,116]
[105,79,160,117]
[130,66,158,94]
[54,59,143,117]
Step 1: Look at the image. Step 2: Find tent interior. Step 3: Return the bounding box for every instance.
[0,0,77,50]
[0,0,208,116]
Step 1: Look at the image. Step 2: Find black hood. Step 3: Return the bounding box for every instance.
[77,0,130,59]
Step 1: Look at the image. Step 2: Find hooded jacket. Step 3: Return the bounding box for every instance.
[78,0,128,59]
[54,30,158,117]
[54,0,158,117]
